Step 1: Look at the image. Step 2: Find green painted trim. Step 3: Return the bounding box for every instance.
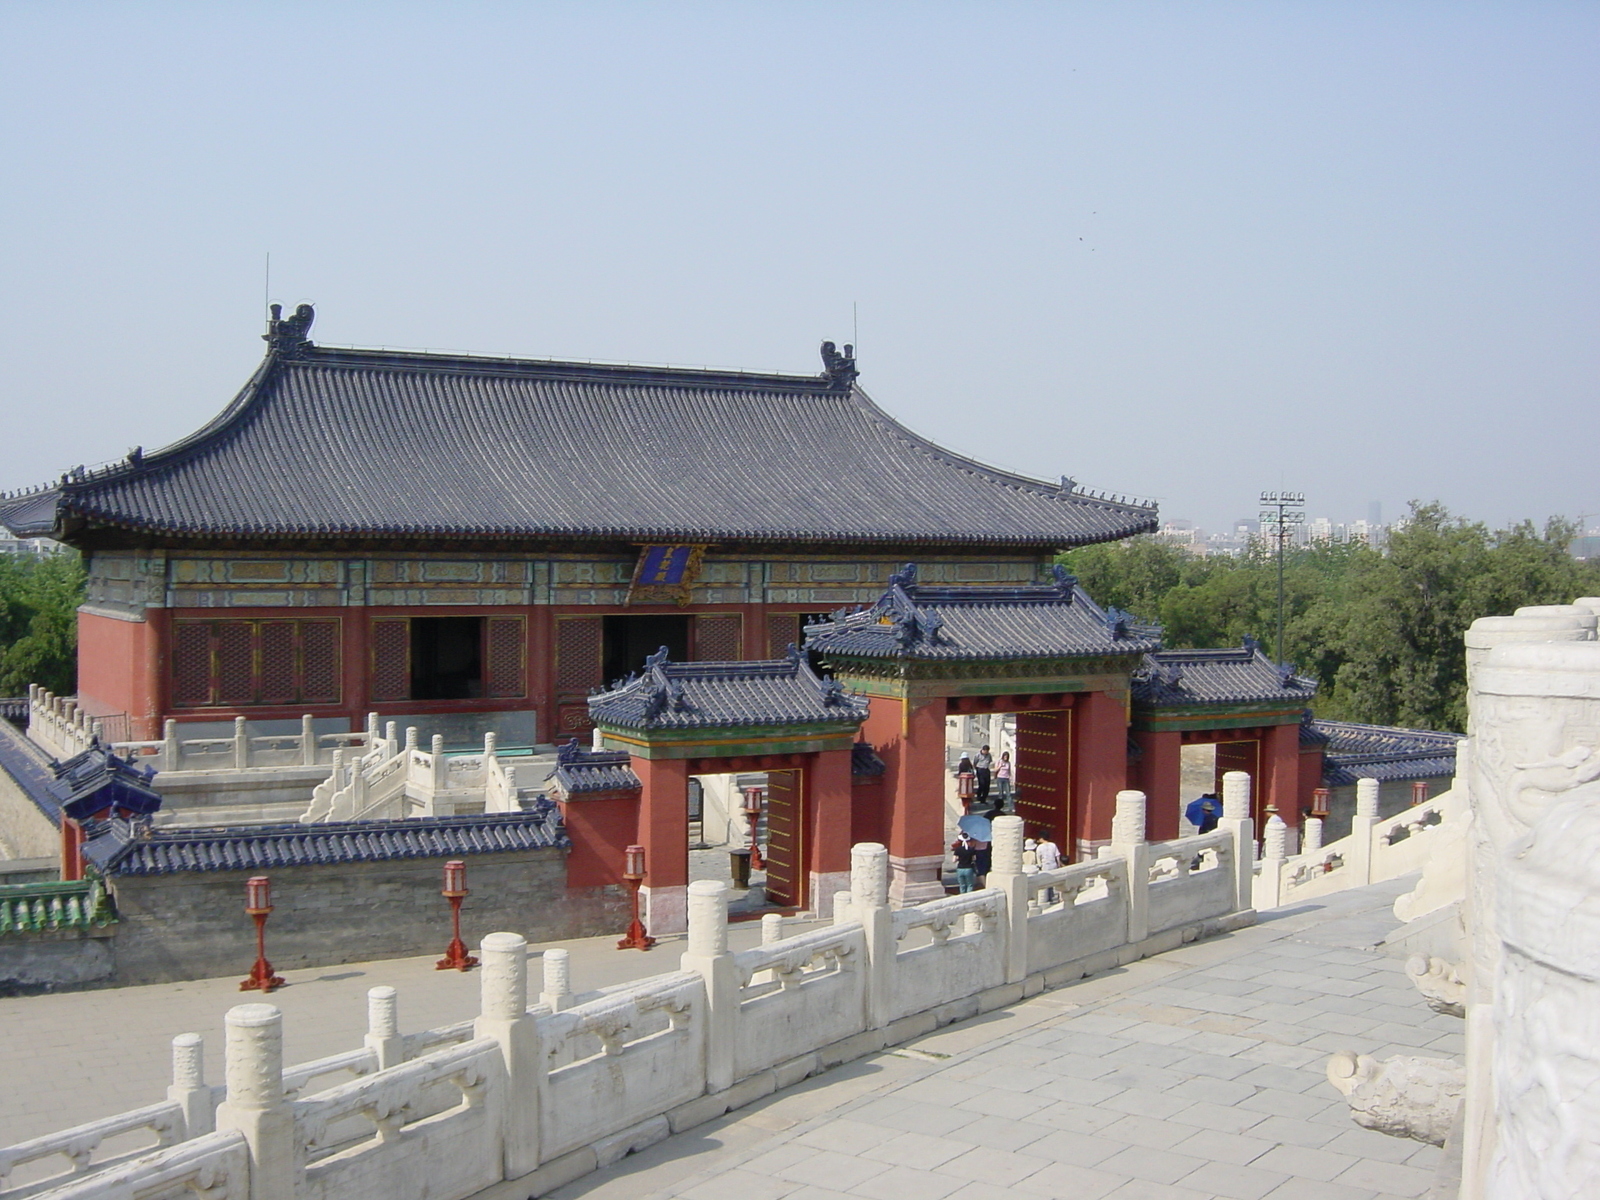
[595,724,858,761]
[1130,704,1305,732]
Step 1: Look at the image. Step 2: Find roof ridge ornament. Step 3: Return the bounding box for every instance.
[264,302,315,357]
[819,340,858,389]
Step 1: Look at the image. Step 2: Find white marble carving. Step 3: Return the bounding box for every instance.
[1405,954,1466,1018]
[1326,1051,1464,1146]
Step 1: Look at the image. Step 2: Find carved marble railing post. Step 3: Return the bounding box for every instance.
[166,1032,212,1138]
[1254,813,1289,910]
[215,1004,293,1200]
[851,843,894,1030]
[987,815,1029,983]
[232,717,249,769]
[1347,779,1379,886]
[832,891,853,926]
[1470,641,1600,1198]
[1218,771,1255,912]
[475,932,539,1177]
[539,948,574,1012]
[298,715,316,767]
[1108,792,1150,942]
[363,985,404,1069]
[162,719,180,771]
[1302,816,1323,854]
[681,879,736,1093]
[431,735,446,792]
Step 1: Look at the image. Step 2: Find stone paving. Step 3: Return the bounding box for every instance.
[543,877,1453,1200]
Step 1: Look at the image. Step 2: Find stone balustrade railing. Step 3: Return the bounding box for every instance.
[1253,776,1467,910]
[1,782,1259,1200]
[26,686,377,773]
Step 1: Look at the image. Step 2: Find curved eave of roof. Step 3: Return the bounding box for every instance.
[6,342,1158,548]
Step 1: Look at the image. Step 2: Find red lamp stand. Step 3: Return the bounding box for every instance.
[436,859,478,971]
[618,843,655,951]
[742,787,765,871]
[240,875,286,993]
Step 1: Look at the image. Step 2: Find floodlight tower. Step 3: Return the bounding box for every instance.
[1258,491,1305,666]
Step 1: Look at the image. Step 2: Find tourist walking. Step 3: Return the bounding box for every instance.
[994,750,1013,810]
[951,835,979,892]
[1035,830,1062,903]
[954,755,977,811]
[974,744,994,805]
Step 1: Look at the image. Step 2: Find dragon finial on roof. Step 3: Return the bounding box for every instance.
[264,302,315,356]
[820,340,858,389]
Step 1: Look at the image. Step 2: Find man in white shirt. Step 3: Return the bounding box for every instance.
[1035,831,1062,903]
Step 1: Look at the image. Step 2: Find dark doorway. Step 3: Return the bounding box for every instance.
[603,614,691,685]
[411,617,484,700]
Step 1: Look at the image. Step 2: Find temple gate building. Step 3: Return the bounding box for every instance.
[0,306,1377,937]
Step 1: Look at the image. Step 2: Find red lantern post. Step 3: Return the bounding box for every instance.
[1411,780,1429,807]
[239,876,285,993]
[617,843,655,951]
[436,859,478,971]
[742,786,765,871]
[1311,787,1330,818]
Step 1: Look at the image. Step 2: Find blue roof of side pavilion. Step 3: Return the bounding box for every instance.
[1131,643,1319,707]
[802,564,1162,662]
[589,646,869,732]
[0,308,1157,550]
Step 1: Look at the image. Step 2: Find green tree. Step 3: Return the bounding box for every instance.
[1057,504,1600,733]
[0,550,85,696]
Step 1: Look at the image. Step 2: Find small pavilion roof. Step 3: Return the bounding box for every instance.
[1131,643,1319,708]
[588,646,868,732]
[549,739,643,794]
[82,809,567,877]
[1313,720,1461,787]
[802,564,1161,662]
[0,308,1156,550]
[48,744,164,821]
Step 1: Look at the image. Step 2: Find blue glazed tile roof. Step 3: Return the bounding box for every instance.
[49,745,163,821]
[549,739,642,795]
[0,722,64,828]
[589,646,869,732]
[0,317,1156,549]
[1313,720,1461,787]
[1131,643,1319,707]
[82,810,568,877]
[802,564,1161,662]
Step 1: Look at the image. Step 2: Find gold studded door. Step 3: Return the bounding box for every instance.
[1016,710,1072,856]
[763,769,805,908]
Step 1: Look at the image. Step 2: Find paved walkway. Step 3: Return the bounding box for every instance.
[544,878,1454,1200]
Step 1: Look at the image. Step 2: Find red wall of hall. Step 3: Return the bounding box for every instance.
[77,610,166,739]
[858,695,948,865]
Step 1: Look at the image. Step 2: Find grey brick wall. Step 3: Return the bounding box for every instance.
[107,848,631,985]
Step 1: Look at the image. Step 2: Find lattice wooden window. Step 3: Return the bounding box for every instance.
[258,622,298,705]
[172,624,212,707]
[766,613,800,659]
[370,618,410,703]
[696,614,742,661]
[170,619,343,708]
[300,621,341,703]
[485,617,527,698]
[214,623,257,706]
[555,617,603,694]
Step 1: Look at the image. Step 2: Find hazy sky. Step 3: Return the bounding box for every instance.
[2,2,1594,534]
